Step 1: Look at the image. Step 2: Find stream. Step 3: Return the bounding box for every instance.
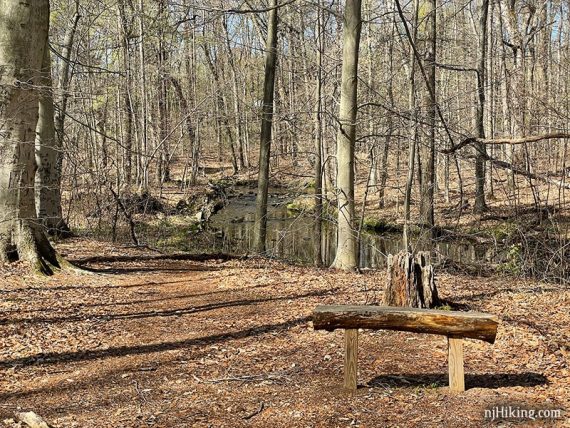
[200,189,496,269]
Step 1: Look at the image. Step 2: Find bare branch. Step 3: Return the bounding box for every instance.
[468,153,570,190]
[443,132,570,154]
[435,62,477,73]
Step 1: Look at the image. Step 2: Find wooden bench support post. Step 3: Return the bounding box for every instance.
[447,337,465,392]
[313,305,499,394]
[344,329,358,392]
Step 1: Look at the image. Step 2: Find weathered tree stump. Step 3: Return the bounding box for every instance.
[384,251,439,308]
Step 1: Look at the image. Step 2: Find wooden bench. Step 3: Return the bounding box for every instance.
[312,305,499,393]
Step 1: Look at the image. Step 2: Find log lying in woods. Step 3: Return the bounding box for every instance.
[312,305,500,393]
[313,305,499,343]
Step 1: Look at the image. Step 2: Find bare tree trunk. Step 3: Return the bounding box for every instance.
[403,0,420,251]
[222,16,247,170]
[168,76,197,184]
[202,40,239,174]
[365,0,378,200]
[54,1,80,145]
[117,0,134,187]
[185,15,201,184]
[157,0,170,184]
[0,0,62,274]
[332,0,362,271]
[379,26,395,209]
[499,0,524,195]
[474,0,489,213]
[138,0,149,190]
[35,1,80,236]
[35,41,71,237]
[419,0,437,231]
[253,0,278,253]
[313,0,324,267]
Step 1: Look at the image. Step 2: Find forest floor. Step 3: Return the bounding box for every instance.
[0,239,568,427]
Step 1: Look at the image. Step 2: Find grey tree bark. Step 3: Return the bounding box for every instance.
[138,0,149,190]
[379,25,394,209]
[474,0,489,213]
[332,0,362,271]
[418,0,436,231]
[313,0,324,267]
[117,0,134,187]
[403,0,419,251]
[168,76,197,184]
[223,16,247,170]
[202,40,239,174]
[0,0,61,273]
[35,1,79,237]
[157,0,170,184]
[35,41,70,237]
[253,0,278,253]
[54,1,80,146]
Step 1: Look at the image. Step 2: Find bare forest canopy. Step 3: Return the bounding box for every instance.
[0,0,569,280]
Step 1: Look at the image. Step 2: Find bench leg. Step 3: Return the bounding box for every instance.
[447,337,465,392]
[344,329,358,392]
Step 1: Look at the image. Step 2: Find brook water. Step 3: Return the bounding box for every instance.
[202,189,494,269]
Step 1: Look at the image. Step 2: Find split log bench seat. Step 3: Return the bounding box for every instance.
[312,305,499,393]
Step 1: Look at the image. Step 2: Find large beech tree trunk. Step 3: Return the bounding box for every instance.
[0,0,61,273]
[384,251,439,308]
[332,0,362,271]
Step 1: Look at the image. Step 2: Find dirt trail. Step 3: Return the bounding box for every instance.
[0,239,568,427]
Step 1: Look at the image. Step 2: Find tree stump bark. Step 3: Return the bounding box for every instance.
[384,251,439,308]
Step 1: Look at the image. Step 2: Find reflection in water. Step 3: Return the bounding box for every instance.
[204,191,493,269]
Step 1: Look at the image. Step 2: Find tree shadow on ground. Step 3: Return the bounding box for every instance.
[72,253,239,264]
[76,264,223,274]
[0,289,333,326]
[69,253,238,274]
[6,277,219,293]
[6,282,282,315]
[463,285,564,302]
[367,372,548,390]
[0,316,312,370]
